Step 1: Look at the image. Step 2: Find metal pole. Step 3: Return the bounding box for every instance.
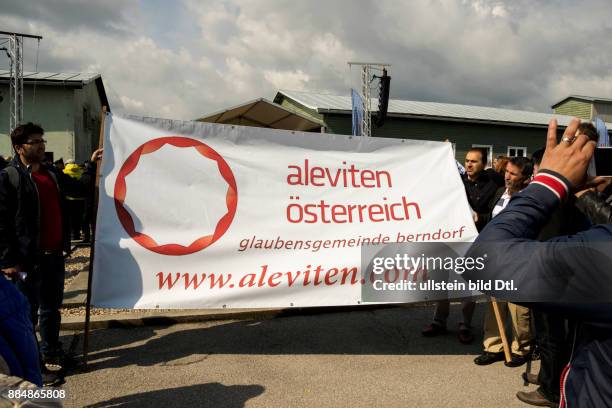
[1,31,42,134]
[361,65,371,137]
[0,30,42,39]
[16,35,23,128]
[8,34,17,133]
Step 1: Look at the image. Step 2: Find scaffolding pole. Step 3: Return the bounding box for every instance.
[347,62,391,137]
[0,30,43,134]
[360,65,371,137]
[8,34,23,133]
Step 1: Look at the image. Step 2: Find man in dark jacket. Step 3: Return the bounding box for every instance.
[0,123,101,371]
[423,148,499,343]
[466,118,612,407]
[463,148,500,231]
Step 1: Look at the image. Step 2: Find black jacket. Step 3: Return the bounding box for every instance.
[462,172,500,231]
[485,168,505,188]
[0,157,95,270]
[476,186,505,226]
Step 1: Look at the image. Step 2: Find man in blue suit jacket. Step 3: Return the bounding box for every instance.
[466,117,612,408]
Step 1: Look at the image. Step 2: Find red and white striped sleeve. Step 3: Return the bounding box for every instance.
[530,170,571,201]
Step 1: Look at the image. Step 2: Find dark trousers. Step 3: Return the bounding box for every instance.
[83,198,93,241]
[16,253,65,358]
[533,310,570,402]
[433,299,476,327]
[68,199,86,239]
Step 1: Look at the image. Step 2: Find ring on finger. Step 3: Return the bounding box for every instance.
[562,136,575,144]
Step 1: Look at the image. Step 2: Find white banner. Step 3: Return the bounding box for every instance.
[92,114,477,308]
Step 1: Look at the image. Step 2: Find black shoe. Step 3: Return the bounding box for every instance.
[474,351,505,365]
[516,390,557,407]
[421,323,447,337]
[42,369,65,387]
[505,353,529,367]
[457,325,474,344]
[43,350,79,372]
[522,372,540,385]
[43,357,63,373]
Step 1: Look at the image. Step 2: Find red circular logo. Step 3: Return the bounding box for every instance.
[114,136,238,256]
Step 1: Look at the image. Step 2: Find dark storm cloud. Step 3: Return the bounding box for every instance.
[1,0,135,35]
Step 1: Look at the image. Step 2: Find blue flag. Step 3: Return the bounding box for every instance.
[595,117,610,147]
[351,89,363,136]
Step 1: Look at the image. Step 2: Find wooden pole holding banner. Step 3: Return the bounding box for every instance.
[491,297,512,363]
[82,106,107,365]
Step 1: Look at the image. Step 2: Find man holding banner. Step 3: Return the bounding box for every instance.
[422,147,497,344]
[0,123,102,380]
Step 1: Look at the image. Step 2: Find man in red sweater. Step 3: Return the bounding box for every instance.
[0,123,101,381]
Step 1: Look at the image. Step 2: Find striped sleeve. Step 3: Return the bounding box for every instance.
[530,170,571,201]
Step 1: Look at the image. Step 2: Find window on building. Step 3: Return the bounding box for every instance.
[507,146,527,157]
[471,144,493,168]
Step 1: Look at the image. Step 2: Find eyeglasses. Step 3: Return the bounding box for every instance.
[22,139,47,145]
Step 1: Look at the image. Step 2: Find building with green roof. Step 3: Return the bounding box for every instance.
[0,71,109,163]
[200,89,612,165]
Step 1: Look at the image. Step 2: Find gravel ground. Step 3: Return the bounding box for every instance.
[61,246,173,316]
[64,246,90,290]
[62,245,132,316]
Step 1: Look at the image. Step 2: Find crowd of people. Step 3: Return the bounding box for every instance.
[0,119,610,407]
[424,119,611,407]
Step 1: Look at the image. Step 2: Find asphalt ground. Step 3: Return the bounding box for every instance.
[60,303,539,408]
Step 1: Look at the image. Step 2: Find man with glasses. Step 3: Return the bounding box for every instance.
[0,123,101,384]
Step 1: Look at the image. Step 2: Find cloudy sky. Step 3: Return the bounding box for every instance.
[1,0,611,120]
